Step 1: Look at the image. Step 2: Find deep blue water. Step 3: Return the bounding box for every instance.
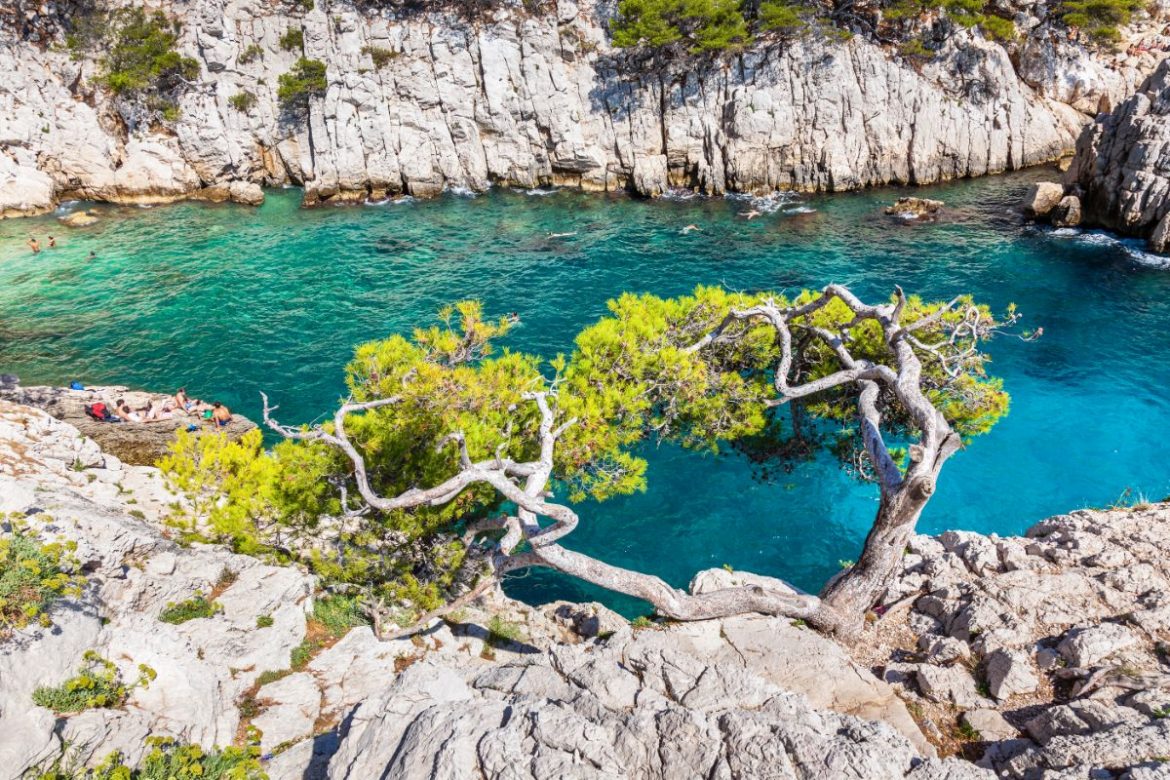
[2,170,1169,615]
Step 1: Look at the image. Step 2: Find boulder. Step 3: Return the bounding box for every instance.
[962,709,1018,742]
[0,154,56,218]
[228,180,264,206]
[1050,195,1083,227]
[1057,623,1139,668]
[985,648,1039,700]
[916,664,993,709]
[1022,182,1065,219]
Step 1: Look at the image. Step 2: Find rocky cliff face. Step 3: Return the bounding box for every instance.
[1,0,1166,216]
[6,398,1170,779]
[0,398,967,779]
[1068,59,1170,250]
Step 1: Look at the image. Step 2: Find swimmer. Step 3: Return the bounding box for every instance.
[740,209,761,220]
[27,237,41,254]
[549,232,577,238]
[681,224,700,234]
[48,236,57,248]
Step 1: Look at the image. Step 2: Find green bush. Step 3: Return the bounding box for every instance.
[289,639,316,670]
[883,0,1015,42]
[32,736,266,779]
[611,0,751,51]
[1060,0,1143,42]
[313,595,370,639]
[96,8,200,117]
[486,615,522,647]
[362,45,399,69]
[0,522,84,641]
[277,58,328,111]
[256,669,289,686]
[32,651,155,714]
[256,613,274,628]
[757,0,810,34]
[279,28,304,52]
[159,593,222,624]
[239,44,264,64]
[229,91,257,112]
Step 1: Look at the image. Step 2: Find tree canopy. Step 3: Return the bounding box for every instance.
[163,285,1026,637]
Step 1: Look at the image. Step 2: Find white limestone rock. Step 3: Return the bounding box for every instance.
[986,648,1040,701]
[1058,623,1139,668]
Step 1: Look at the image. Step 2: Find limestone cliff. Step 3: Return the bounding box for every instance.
[6,398,1170,779]
[1068,59,1170,251]
[1,0,1167,215]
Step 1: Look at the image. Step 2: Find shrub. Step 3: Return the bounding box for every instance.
[611,0,751,52]
[256,669,289,686]
[96,8,200,118]
[0,523,84,641]
[362,45,398,69]
[277,58,328,111]
[289,639,316,670]
[1060,0,1144,43]
[159,428,335,555]
[279,28,304,52]
[239,43,264,64]
[229,91,257,112]
[898,36,934,58]
[34,737,266,779]
[486,615,522,647]
[313,595,370,639]
[159,592,222,624]
[757,0,810,34]
[32,651,155,713]
[256,613,274,628]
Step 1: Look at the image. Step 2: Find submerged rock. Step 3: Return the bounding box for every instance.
[885,197,945,221]
[58,210,100,227]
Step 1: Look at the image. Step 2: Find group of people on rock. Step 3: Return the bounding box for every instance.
[89,388,232,429]
[173,388,233,428]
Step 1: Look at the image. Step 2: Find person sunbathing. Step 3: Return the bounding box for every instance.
[143,399,176,421]
[210,402,232,428]
[174,388,193,413]
[115,398,143,423]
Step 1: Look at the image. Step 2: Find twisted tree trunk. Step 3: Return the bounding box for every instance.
[263,283,1010,644]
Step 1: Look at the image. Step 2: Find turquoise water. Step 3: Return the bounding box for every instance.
[3,172,1170,615]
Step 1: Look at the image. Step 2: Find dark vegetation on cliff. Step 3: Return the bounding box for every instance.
[608,0,1146,53]
[62,6,198,126]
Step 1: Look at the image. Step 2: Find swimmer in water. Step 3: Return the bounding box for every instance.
[27,237,41,254]
[548,232,577,239]
[740,209,761,220]
[681,224,700,234]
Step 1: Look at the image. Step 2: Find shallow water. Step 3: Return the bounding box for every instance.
[3,171,1169,616]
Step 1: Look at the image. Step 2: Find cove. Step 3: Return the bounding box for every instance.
[2,169,1169,617]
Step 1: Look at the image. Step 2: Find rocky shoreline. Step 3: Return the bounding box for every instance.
[2,0,1168,217]
[3,398,1170,778]
[0,377,256,466]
